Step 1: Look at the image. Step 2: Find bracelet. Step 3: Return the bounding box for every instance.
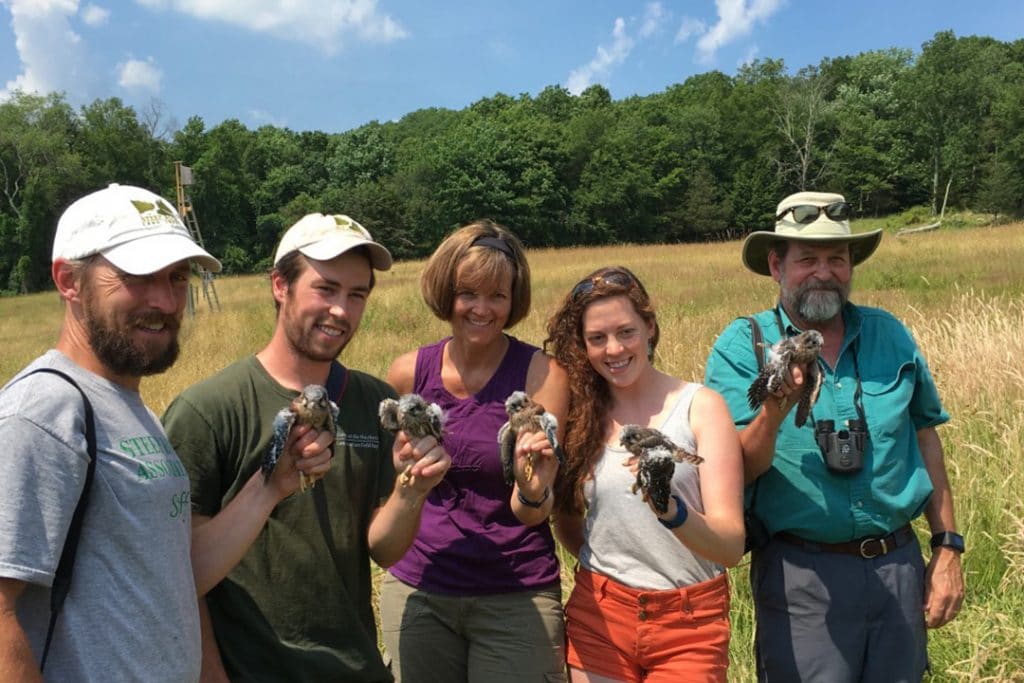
[517,486,551,509]
[658,494,688,529]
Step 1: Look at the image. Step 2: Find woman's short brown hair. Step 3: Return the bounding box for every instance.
[420,219,532,327]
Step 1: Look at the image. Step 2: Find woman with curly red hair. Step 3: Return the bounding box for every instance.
[542,266,743,683]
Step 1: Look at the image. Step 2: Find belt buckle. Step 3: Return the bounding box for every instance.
[859,537,887,559]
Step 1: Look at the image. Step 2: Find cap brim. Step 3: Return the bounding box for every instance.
[102,233,222,275]
[742,229,882,276]
[296,234,393,271]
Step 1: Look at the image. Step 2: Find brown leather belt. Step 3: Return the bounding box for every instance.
[776,525,915,559]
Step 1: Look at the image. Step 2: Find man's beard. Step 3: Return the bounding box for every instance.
[284,313,352,362]
[84,299,181,377]
[783,277,850,323]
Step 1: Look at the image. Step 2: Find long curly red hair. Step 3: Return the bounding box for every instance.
[544,266,660,516]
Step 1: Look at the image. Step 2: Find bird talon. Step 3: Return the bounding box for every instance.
[399,463,415,487]
[524,453,535,481]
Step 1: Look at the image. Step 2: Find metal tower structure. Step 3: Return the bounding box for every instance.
[174,161,220,315]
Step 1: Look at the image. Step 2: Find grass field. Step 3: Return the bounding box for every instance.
[2,220,1023,681]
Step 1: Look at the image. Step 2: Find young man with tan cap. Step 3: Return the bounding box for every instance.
[162,213,451,682]
[0,183,221,681]
[704,192,964,681]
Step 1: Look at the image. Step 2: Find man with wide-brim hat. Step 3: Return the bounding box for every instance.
[704,190,964,682]
[741,191,882,276]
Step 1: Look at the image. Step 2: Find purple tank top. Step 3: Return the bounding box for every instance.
[388,335,560,595]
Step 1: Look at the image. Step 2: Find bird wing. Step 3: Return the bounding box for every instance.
[794,361,823,428]
[378,398,400,432]
[264,408,297,481]
[497,420,516,486]
[537,412,565,468]
[425,402,446,443]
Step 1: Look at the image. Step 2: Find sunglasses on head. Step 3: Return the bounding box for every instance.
[776,201,852,224]
[570,270,637,299]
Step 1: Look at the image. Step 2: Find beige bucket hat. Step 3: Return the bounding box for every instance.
[741,191,882,276]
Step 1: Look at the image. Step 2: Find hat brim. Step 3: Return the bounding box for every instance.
[102,233,223,275]
[741,229,882,276]
[297,234,393,271]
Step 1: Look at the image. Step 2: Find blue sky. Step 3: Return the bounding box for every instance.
[1,0,1022,135]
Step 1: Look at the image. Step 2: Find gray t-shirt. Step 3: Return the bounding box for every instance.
[0,350,200,682]
[579,382,723,589]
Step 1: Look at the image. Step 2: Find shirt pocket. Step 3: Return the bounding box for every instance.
[860,361,916,440]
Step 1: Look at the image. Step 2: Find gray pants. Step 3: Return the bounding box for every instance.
[379,572,567,683]
[750,535,928,683]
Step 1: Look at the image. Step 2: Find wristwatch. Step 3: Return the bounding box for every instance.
[930,531,965,553]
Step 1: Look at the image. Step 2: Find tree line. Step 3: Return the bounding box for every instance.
[1,30,1022,294]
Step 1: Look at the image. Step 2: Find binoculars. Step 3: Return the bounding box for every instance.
[815,419,868,474]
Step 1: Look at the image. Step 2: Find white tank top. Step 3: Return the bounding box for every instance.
[578,382,723,589]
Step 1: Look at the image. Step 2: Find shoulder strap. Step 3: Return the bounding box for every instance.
[325,360,348,403]
[18,368,97,672]
[746,316,767,373]
[743,318,769,510]
[313,360,348,575]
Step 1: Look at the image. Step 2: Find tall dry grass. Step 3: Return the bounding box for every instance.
[2,223,1023,681]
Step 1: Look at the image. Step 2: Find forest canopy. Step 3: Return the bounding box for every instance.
[1,31,1022,294]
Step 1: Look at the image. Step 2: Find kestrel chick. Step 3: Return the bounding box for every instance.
[619,425,701,516]
[264,384,339,492]
[379,394,445,487]
[746,329,824,427]
[619,424,703,466]
[497,391,565,486]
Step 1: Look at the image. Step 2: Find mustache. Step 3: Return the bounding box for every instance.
[134,312,181,332]
[317,318,351,335]
[800,278,843,293]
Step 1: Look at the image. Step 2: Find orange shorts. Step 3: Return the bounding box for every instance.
[565,567,730,683]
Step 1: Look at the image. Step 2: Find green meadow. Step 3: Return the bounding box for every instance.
[2,221,1023,681]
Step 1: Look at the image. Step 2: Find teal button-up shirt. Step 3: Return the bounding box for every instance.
[704,303,949,543]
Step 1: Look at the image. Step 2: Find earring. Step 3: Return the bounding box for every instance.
[647,341,654,361]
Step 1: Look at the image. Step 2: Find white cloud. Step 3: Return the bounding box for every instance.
[696,0,784,63]
[249,109,287,128]
[117,56,162,93]
[80,3,109,26]
[136,0,408,54]
[675,17,707,44]
[566,18,632,95]
[638,2,665,39]
[0,0,102,101]
[738,44,759,68]
[565,4,666,96]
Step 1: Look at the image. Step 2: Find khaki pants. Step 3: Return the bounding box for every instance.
[379,572,566,682]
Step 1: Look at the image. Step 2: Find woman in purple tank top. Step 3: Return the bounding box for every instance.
[379,220,569,683]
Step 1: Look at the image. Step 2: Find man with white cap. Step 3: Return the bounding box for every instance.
[0,183,221,681]
[162,213,451,682]
[704,192,964,681]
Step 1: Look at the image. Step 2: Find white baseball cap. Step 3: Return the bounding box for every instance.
[273,213,392,270]
[52,183,222,275]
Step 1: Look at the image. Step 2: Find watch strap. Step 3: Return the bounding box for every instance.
[930,531,964,553]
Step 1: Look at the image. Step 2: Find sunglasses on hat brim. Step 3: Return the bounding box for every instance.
[776,201,852,224]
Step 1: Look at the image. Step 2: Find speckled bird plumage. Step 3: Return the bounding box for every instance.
[263,384,339,492]
[746,329,824,427]
[497,391,564,486]
[378,394,445,486]
[620,424,702,515]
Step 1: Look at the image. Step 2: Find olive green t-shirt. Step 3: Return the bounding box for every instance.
[162,355,397,682]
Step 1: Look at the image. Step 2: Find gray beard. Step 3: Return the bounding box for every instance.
[797,289,844,322]
[782,278,850,323]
